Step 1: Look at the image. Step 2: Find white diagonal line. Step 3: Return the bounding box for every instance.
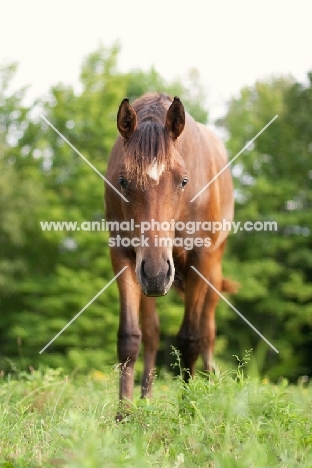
[39,266,128,354]
[191,266,279,354]
[40,114,129,203]
[190,115,278,202]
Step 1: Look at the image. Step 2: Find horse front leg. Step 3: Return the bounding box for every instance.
[199,262,222,373]
[177,265,208,382]
[140,294,159,398]
[111,249,142,421]
[200,244,225,372]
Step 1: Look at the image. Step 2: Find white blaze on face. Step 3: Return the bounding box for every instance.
[147,158,165,182]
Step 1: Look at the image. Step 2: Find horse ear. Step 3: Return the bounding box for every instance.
[117,98,137,139]
[165,96,185,139]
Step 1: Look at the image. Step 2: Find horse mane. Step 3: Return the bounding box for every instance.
[122,93,175,188]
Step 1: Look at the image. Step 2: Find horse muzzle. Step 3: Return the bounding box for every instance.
[136,256,175,296]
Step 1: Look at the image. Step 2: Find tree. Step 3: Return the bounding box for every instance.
[218,74,312,379]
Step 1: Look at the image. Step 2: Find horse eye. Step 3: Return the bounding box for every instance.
[119,176,128,190]
[181,177,188,188]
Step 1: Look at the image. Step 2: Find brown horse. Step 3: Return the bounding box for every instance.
[105,93,237,419]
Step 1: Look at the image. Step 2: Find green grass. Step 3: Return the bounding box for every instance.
[0,356,311,468]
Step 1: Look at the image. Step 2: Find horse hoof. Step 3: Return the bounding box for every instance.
[115,412,124,423]
[115,408,130,422]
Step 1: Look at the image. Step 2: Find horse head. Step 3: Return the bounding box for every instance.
[116,96,187,296]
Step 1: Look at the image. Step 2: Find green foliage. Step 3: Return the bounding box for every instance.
[218,74,312,379]
[0,363,312,467]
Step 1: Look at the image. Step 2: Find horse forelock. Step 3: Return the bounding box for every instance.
[122,119,174,188]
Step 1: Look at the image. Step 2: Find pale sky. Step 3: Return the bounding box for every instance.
[2,0,312,121]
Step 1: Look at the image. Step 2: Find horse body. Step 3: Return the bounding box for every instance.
[105,93,235,419]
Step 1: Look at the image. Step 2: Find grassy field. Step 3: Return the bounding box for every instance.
[0,355,311,468]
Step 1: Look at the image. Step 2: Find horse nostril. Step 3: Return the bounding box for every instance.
[141,260,146,277]
[166,260,171,278]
